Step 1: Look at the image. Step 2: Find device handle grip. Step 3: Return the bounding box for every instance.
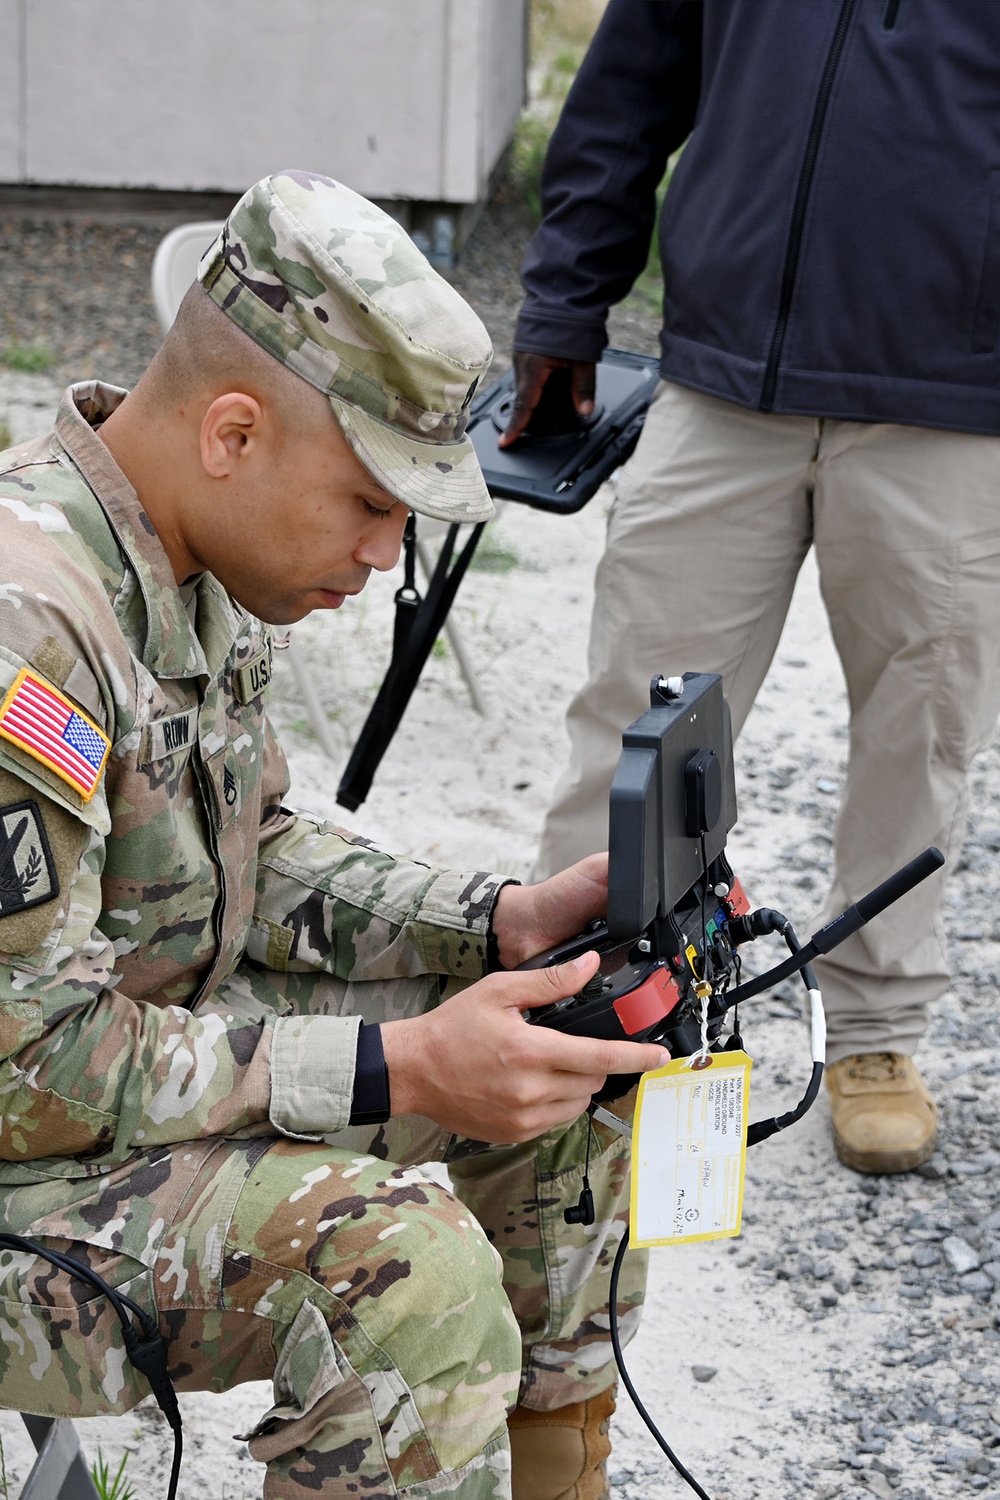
[855,845,946,922]
[810,845,944,955]
[721,846,945,1008]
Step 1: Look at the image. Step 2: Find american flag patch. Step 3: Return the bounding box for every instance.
[0,668,110,802]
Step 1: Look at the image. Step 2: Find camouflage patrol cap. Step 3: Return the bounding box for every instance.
[197,169,494,524]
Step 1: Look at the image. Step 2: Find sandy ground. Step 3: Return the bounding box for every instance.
[2,373,999,1500]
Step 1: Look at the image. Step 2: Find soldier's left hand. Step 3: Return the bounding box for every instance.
[490,853,608,968]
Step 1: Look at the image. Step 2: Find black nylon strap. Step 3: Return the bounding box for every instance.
[337,521,486,810]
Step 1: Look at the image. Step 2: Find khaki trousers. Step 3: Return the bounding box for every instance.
[535,382,1000,1061]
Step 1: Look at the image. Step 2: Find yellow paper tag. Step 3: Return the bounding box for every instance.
[629,1050,752,1248]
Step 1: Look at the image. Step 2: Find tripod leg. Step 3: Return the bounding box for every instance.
[415,537,486,715]
[285,638,339,761]
[21,1414,102,1500]
[337,523,486,809]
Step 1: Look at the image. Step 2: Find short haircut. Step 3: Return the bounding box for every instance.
[147,284,333,440]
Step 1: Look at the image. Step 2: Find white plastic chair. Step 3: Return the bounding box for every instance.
[150,221,226,335]
[151,222,486,753]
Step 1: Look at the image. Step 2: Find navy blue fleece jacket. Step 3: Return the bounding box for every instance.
[515,0,1000,435]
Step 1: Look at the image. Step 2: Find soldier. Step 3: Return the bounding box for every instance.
[0,172,665,1500]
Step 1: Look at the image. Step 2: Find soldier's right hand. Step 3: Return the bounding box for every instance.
[380,951,669,1143]
[497,351,597,448]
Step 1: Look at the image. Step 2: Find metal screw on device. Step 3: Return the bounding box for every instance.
[636,938,652,954]
[657,675,685,698]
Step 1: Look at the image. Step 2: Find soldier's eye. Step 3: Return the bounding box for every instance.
[361,498,394,521]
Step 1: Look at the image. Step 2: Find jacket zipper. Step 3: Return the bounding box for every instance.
[760,0,860,411]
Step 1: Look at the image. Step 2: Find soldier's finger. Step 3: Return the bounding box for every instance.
[506,951,601,1009]
[539,1032,670,1078]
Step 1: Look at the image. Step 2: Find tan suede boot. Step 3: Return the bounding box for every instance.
[826,1052,937,1173]
[508,1385,616,1500]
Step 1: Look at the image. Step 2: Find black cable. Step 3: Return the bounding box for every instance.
[565,1107,597,1224]
[0,1233,182,1500]
[609,1228,715,1499]
[746,1061,824,1147]
[780,919,819,998]
[698,834,710,985]
[725,911,824,1146]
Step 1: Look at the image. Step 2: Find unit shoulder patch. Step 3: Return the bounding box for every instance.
[0,768,88,958]
[0,799,58,916]
[0,668,110,802]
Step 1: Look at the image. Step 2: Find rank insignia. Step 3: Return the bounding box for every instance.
[0,668,110,801]
[0,799,58,916]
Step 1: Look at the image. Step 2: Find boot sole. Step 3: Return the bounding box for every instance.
[833,1129,937,1176]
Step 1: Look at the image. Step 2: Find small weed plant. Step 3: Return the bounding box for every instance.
[91,1447,137,1500]
[469,527,523,576]
[0,1428,127,1497]
[1,342,55,374]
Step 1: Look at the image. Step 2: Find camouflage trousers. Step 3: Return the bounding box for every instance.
[0,963,646,1499]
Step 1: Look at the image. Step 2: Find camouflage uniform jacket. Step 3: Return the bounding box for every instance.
[0,384,503,1186]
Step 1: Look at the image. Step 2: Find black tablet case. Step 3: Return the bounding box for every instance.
[467,347,660,513]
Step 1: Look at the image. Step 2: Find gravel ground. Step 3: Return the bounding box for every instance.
[0,189,998,1499]
[0,182,658,392]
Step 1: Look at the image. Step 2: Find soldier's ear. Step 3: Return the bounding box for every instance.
[199,393,265,479]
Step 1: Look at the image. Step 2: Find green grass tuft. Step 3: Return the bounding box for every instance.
[508,1,605,221]
[1,342,55,374]
[91,1448,137,1500]
[469,529,522,575]
[510,113,555,222]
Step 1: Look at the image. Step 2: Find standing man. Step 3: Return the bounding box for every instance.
[0,172,663,1500]
[504,0,1000,1174]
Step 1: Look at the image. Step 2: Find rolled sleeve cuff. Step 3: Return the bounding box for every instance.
[269,1013,362,1138]
[413,869,522,979]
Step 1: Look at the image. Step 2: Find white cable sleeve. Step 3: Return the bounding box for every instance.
[809,987,826,1064]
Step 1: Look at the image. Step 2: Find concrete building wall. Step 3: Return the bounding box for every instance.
[0,5,21,182]
[1,0,527,203]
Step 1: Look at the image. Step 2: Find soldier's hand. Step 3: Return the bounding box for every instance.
[497,351,597,448]
[381,950,668,1143]
[491,853,608,969]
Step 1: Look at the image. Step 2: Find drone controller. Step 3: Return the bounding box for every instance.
[522,673,944,1118]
